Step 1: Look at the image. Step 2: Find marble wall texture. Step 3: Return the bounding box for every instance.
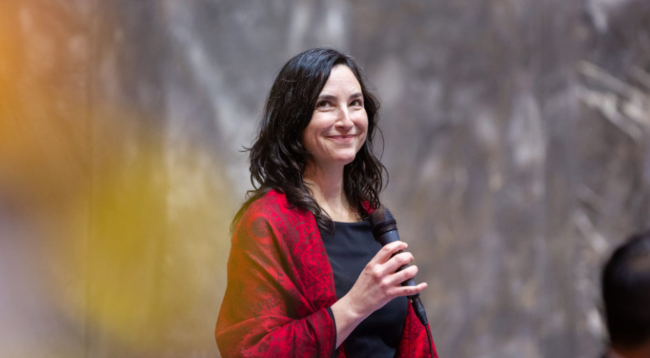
[1,0,650,357]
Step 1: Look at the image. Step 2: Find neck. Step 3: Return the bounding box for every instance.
[303,162,357,222]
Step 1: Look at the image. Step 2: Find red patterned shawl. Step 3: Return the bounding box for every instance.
[216,190,438,357]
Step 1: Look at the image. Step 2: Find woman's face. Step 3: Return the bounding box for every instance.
[302,65,368,171]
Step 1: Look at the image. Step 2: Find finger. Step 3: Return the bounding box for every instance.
[390,282,428,297]
[381,251,414,275]
[385,264,419,287]
[371,241,407,265]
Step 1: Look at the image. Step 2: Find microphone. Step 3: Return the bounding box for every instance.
[369,206,429,326]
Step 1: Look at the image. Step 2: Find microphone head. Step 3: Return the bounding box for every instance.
[369,206,398,238]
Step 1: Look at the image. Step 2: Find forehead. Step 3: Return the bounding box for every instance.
[319,65,362,94]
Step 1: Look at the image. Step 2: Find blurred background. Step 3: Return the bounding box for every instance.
[1,0,649,357]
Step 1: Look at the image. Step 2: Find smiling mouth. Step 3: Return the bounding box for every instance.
[327,135,356,140]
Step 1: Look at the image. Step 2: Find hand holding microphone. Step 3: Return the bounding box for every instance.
[369,206,430,326]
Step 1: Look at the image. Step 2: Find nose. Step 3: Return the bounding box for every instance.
[335,107,354,132]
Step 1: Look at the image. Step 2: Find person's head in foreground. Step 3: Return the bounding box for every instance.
[602,230,650,358]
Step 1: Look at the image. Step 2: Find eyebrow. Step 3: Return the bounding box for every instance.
[317,94,337,102]
[317,92,364,101]
[349,92,363,100]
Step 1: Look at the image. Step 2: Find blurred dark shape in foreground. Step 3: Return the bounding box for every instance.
[601,231,650,358]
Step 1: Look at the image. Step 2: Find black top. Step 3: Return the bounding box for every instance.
[320,219,408,357]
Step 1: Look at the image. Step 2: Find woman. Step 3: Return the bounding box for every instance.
[216,48,437,357]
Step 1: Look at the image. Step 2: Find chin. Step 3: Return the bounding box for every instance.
[335,155,357,166]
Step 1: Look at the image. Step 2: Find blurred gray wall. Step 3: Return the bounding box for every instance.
[2,0,650,357]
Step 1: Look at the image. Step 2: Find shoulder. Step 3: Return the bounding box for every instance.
[231,190,321,263]
[236,189,315,236]
[242,189,296,221]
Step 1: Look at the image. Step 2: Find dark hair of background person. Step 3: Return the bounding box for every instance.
[602,230,650,350]
[231,48,387,233]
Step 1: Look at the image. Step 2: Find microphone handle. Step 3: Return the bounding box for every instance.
[372,209,430,327]
[378,229,419,299]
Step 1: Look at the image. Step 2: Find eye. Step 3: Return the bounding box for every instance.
[316,100,332,109]
[350,99,363,107]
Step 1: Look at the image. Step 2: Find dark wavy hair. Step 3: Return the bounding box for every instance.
[231,48,387,232]
[602,230,650,349]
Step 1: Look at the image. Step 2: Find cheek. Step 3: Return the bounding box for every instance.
[302,126,322,152]
[359,118,369,137]
[303,116,327,141]
[358,132,368,149]
[357,121,369,147]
